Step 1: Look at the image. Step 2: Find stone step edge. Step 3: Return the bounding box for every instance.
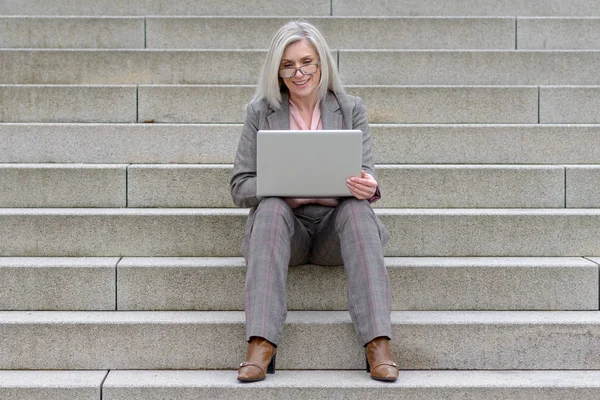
[3,310,600,323]
[3,370,600,390]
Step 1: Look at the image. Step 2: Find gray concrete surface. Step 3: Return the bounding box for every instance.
[0,17,144,49]
[332,0,600,16]
[3,123,600,164]
[346,86,538,123]
[566,166,600,207]
[0,50,265,85]
[2,311,600,369]
[137,85,254,123]
[0,371,106,400]
[127,164,234,208]
[374,165,565,208]
[540,86,600,123]
[1,209,600,257]
[146,16,514,49]
[116,257,599,311]
[339,51,600,85]
[0,164,126,207]
[103,370,600,400]
[0,85,136,123]
[0,123,240,164]
[0,257,117,310]
[0,0,330,16]
[518,17,600,49]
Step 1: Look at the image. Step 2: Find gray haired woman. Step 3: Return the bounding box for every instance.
[230,21,399,382]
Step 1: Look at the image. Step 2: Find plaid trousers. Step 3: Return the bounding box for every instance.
[243,197,392,346]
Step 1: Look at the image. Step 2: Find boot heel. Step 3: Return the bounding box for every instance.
[267,354,276,374]
[365,355,370,373]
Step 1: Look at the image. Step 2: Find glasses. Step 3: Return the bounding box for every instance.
[278,62,320,79]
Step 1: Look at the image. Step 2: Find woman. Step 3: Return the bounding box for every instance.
[230,21,398,382]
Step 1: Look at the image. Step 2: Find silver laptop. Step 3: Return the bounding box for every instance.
[257,130,363,197]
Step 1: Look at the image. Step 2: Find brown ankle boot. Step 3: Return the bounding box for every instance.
[365,337,399,382]
[237,337,277,382]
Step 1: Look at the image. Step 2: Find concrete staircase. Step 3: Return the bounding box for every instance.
[1,0,600,398]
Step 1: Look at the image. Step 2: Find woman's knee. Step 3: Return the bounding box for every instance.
[255,197,293,219]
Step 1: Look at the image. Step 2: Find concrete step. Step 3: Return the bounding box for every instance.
[117,257,598,311]
[0,0,330,16]
[540,86,600,123]
[0,50,266,85]
[0,258,117,311]
[2,311,600,369]
[0,17,144,49]
[102,370,600,400]
[3,257,594,312]
[146,16,515,50]
[0,371,106,400]
[518,18,600,50]
[0,85,136,123]
[2,123,600,165]
[126,164,566,208]
[137,85,538,124]
[0,164,126,208]
[340,51,600,85]
[7,50,600,86]
[567,166,600,207]
[0,209,599,257]
[332,0,600,17]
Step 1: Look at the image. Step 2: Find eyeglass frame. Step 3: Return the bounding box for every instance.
[278,61,321,79]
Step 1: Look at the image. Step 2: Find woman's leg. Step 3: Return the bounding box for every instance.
[311,198,392,346]
[244,197,311,345]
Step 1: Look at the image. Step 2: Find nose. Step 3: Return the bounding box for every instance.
[294,68,304,78]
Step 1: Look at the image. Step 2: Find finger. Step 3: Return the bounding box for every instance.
[347,183,371,199]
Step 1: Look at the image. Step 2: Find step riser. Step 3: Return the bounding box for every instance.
[340,52,600,86]
[1,51,266,85]
[332,0,600,16]
[4,18,600,51]
[146,17,515,50]
[101,371,600,400]
[0,258,117,311]
[1,210,599,257]
[0,371,105,400]
[0,1,329,16]
[0,86,136,123]
[117,258,599,311]
[13,85,600,124]
[518,18,600,50]
[3,124,600,165]
[541,86,600,123]
[0,165,126,208]
[8,51,600,86]
[0,18,144,49]
[2,311,600,369]
[3,258,595,311]
[127,165,567,209]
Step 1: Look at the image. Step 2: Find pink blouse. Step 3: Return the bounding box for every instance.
[289,99,323,130]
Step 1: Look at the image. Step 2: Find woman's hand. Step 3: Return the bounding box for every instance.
[347,170,377,200]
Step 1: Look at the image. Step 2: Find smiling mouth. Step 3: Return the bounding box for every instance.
[292,78,309,85]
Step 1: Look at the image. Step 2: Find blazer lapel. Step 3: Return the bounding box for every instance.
[267,91,291,130]
[321,91,342,130]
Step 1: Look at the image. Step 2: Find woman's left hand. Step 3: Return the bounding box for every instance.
[347,170,377,200]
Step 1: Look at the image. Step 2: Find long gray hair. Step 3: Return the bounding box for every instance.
[253,21,345,109]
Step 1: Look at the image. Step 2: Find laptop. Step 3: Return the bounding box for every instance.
[256,130,363,197]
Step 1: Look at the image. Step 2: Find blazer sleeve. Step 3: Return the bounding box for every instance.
[230,102,262,208]
[352,96,381,203]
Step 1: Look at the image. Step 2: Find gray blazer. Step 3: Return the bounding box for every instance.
[230,90,377,209]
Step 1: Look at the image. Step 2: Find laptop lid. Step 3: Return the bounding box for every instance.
[256,130,363,197]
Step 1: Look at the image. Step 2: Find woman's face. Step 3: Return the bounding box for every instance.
[279,39,321,102]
